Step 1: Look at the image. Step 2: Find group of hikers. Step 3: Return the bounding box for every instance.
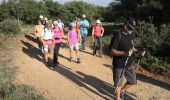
[33,14,104,66]
[32,14,145,100]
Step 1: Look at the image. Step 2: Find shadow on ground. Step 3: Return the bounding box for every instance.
[21,40,44,64]
[51,64,135,100]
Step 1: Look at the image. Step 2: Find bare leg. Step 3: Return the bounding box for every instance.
[44,53,48,64]
[116,87,121,100]
[75,50,80,58]
[121,82,133,92]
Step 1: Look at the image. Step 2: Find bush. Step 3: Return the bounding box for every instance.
[134,21,170,75]
[0,64,45,100]
[0,19,22,35]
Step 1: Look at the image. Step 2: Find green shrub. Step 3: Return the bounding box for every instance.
[134,21,170,75]
[0,64,45,100]
[0,19,22,35]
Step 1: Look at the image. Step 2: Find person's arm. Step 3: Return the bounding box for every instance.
[92,27,95,42]
[101,26,104,37]
[77,29,81,43]
[111,49,128,56]
[67,31,70,44]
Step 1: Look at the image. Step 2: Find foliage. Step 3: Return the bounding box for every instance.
[0,19,22,35]
[134,21,170,75]
[0,64,45,100]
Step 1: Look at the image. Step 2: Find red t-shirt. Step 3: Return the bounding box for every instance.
[94,25,102,37]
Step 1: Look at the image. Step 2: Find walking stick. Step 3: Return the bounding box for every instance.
[114,56,129,94]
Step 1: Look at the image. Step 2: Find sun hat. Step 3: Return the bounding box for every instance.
[70,22,76,27]
[39,15,43,19]
[53,21,59,25]
[82,14,86,18]
[96,20,101,24]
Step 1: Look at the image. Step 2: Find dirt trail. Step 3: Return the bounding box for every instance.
[13,34,170,100]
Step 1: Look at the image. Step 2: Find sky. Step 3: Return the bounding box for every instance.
[0,0,115,7]
[56,0,115,7]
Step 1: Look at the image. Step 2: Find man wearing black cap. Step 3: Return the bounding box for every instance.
[110,18,145,100]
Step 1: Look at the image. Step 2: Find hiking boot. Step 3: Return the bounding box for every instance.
[77,58,81,63]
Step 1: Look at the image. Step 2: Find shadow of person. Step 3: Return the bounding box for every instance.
[137,72,170,91]
[52,64,111,100]
[25,34,37,43]
[21,40,44,64]
[103,64,113,69]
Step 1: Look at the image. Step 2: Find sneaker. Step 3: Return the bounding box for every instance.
[77,58,81,63]
[120,91,125,100]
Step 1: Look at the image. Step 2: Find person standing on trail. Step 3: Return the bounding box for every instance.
[79,14,89,50]
[67,22,81,63]
[52,21,63,66]
[109,18,145,100]
[41,20,54,67]
[92,20,104,58]
[33,20,44,52]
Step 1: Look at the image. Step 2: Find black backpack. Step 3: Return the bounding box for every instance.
[108,31,121,55]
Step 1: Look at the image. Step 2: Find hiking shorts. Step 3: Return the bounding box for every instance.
[44,44,53,54]
[113,65,137,87]
[69,43,79,51]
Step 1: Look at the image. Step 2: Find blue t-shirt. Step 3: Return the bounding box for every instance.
[79,19,89,36]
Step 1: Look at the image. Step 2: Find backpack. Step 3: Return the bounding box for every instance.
[108,31,121,55]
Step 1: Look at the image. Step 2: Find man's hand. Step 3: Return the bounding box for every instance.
[140,51,146,56]
[124,49,133,57]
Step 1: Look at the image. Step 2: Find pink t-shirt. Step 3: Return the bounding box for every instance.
[53,28,63,43]
[68,30,78,45]
[94,26,102,37]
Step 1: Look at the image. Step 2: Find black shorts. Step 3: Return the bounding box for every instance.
[113,65,137,87]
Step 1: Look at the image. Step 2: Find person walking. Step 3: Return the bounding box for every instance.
[109,18,145,100]
[33,19,44,52]
[52,21,63,66]
[92,20,104,57]
[41,20,54,67]
[67,22,81,63]
[79,14,89,50]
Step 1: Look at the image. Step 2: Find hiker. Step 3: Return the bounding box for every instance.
[39,15,44,24]
[109,18,145,100]
[41,20,54,66]
[58,18,64,31]
[33,19,44,52]
[52,21,63,66]
[67,22,81,63]
[79,14,89,50]
[92,20,104,57]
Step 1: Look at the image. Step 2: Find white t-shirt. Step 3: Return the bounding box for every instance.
[41,28,54,40]
[58,22,64,29]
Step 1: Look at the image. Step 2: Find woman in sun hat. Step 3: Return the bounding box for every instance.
[92,19,104,57]
[41,20,54,66]
[67,22,81,63]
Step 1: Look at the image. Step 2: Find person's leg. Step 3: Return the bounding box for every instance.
[49,44,54,65]
[113,67,124,100]
[75,43,80,63]
[98,37,103,57]
[81,36,85,50]
[53,43,57,64]
[70,44,73,62]
[122,66,137,92]
[44,45,48,64]
[93,37,97,55]
[54,43,61,64]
